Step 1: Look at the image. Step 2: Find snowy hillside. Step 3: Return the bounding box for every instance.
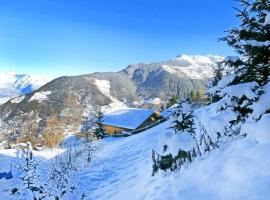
[0,71,51,105]
[1,76,270,199]
[93,78,127,112]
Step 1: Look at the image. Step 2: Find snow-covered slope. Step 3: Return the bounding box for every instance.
[0,71,51,105]
[67,79,270,199]
[1,110,270,199]
[93,78,127,112]
[1,78,270,199]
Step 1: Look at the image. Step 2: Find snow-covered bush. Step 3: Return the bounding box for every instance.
[153,79,266,176]
[152,100,209,175]
[11,142,46,200]
[48,146,78,199]
[47,136,98,199]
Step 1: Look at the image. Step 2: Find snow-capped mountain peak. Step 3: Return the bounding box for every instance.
[161,54,224,79]
[0,71,52,105]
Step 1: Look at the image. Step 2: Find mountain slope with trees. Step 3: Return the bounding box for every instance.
[0,55,221,145]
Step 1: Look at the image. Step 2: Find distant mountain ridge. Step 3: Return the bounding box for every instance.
[0,54,224,140]
[0,71,51,105]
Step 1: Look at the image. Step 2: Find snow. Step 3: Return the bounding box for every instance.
[0,71,51,105]
[162,55,224,79]
[162,64,177,74]
[244,40,270,47]
[93,78,127,112]
[29,91,52,102]
[1,74,270,199]
[159,131,195,156]
[198,82,261,142]
[242,114,270,145]
[250,82,270,119]
[94,79,111,97]
[145,97,162,105]
[219,81,259,99]
[207,74,236,95]
[103,108,155,129]
[1,109,270,199]
[10,95,25,104]
[160,107,175,118]
[263,13,270,25]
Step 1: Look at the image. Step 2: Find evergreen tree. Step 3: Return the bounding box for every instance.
[166,95,178,108]
[172,100,196,135]
[221,0,270,85]
[212,62,224,86]
[94,109,106,139]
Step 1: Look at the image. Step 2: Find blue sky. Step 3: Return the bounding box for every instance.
[0,0,238,77]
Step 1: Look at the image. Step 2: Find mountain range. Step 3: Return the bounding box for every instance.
[0,54,223,140]
[0,71,52,105]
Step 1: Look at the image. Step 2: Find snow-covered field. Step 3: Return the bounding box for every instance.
[1,73,270,200]
[1,108,270,199]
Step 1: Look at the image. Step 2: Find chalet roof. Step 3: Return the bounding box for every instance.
[102,108,155,130]
[160,107,175,118]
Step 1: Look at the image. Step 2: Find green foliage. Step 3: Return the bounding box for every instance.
[172,100,196,135]
[152,100,197,175]
[94,110,106,139]
[221,0,270,85]
[152,148,195,176]
[229,95,254,126]
[174,112,195,134]
[212,62,225,86]
[166,96,178,108]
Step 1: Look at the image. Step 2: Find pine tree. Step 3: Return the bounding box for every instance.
[171,100,196,136]
[221,0,270,85]
[166,95,178,108]
[94,109,106,139]
[212,62,224,86]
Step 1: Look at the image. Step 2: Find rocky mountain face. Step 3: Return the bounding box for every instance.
[0,71,51,105]
[121,54,223,101]
[0,55,223,143]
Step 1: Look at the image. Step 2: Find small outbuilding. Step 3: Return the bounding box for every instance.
[102,108,164,135]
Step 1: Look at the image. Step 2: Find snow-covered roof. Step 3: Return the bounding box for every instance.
[160,107,175,118]
[103,108,156,130]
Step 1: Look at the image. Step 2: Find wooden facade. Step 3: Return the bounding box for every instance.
[104,125,131,135]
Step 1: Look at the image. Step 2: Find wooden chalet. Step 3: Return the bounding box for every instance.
[102,108,164,135]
